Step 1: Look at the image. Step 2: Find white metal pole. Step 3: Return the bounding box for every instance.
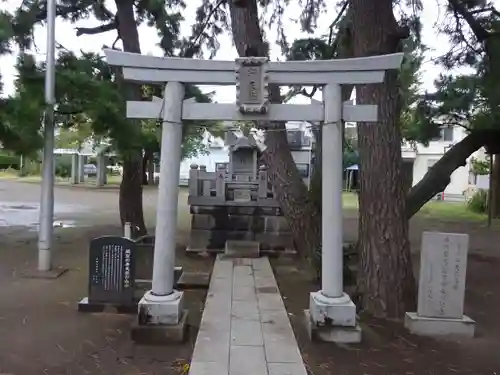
[151,82,185,296]
[321,84,343,298]
[78,155,85,182]
[124,222,132,239]
[71,153,78,184]
[38,0,57,272]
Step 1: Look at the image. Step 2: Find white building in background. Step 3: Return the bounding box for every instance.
[179,122,487,200]
[284,121,314,186]
[179,132,229,185]
[402,125,487,201]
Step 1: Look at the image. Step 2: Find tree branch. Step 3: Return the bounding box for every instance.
[182,0,226,58]
[406,130,494,218]
[75,20,117,36]
[452,7,482,54]
[447,0,490,42]
[328,0,349,46]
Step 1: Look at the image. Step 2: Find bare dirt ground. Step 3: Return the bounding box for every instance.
[0,180,499,374]
[0,180,209,375]
[274,217,500,375]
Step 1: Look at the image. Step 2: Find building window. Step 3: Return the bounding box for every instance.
[442,126,454,142]
[296,163,310,178]
[215,162,228,172]
[430,126,454,142]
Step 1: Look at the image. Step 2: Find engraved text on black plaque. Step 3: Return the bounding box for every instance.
[88,236,136,304]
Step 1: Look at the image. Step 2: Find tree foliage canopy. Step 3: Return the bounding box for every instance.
[0,0,225,159]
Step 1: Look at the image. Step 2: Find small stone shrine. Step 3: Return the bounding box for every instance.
[405,231,475,338]
[78,236,137,313]
[187,130,292,253]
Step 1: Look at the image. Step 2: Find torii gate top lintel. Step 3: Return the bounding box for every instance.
[103,48,403,86]
[103,49,404,124]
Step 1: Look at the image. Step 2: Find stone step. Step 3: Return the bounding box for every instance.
[224,240,260,258]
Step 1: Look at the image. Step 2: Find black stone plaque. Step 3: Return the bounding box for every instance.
[88,236,136,305]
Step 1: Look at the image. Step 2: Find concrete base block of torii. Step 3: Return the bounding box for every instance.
[305,291,362,344]
[404,312,475,339]
[131,290,189,345]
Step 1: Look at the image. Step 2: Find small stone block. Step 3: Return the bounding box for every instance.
[177,272,210,290]
[309,291,357,327]
[225,240,260,258]
[304,310,362,344]
[404,312,475,339]
[131,310,189,345]
[20,267,68,279]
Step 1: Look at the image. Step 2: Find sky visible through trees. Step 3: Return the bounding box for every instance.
[0,0,480,102]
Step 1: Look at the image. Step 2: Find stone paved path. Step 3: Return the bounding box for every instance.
[189,256,307,375]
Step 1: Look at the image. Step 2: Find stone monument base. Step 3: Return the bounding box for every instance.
[305,291,362,344]
[77,297,137,314]
[405,312,475,339]
[20,267,68,279]
[303,309,362,343]
[132,290,188,345]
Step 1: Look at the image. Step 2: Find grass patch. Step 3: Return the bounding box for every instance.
[418,201,486,222]
[0,170,122,185]
[342,192,487,222]
[342,191,359,209]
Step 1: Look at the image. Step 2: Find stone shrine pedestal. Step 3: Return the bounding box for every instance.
[405,232,475,339]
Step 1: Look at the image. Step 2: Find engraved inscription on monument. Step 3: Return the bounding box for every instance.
[88,236,136,305]
[235,57,269,114]
[417,232,469,319]
[233,188,252,202]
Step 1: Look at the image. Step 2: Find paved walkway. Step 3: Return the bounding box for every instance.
[189,256,307,375]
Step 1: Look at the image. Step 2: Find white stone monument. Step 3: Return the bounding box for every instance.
[405,232,475,338]
[104,48,404,344]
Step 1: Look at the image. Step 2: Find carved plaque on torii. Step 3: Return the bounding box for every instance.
[235,57,269,115]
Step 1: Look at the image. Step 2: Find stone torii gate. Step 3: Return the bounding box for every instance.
[104,48,403,343]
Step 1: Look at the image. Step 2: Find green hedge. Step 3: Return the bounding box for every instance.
[0,153,20,170]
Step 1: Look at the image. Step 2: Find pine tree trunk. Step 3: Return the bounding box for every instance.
[120,156,146,236]
[114,0,147,236]
[351,0,416,318]
[227,0,320,261]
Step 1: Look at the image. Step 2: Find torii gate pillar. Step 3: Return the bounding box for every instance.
[132,82,187,344]
[306,84,361,343]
